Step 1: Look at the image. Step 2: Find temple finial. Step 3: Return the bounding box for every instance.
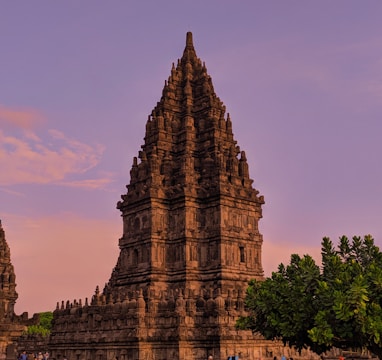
[186,32,193,48]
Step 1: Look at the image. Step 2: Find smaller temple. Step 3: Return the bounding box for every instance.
[0,220,34,360]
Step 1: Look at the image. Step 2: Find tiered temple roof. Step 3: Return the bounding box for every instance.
[0,220,18,322]
[48,32,281,360]
[0,221,33,359]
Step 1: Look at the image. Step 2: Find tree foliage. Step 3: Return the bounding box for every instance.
[25,312,53,337]
[237,235,382,359]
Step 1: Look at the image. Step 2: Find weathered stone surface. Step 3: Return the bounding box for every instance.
[0,221,35,360]
[48,33,318,360]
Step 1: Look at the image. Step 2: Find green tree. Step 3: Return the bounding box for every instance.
[25,312,53,337]
[237,235,382,359]
[38,312,53,331]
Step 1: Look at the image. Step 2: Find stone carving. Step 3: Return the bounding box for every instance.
[0,221,35,360]
[48,33,315,360]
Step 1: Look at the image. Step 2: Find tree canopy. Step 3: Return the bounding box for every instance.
[25,312,53,337]
[237,235,382,359]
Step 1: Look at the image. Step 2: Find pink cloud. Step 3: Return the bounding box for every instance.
[0,129,106,186]
[0,187,24,196]
[60,177,115,189]
[0,105,44,129]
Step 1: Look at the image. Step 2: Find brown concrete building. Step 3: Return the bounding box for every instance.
[48,33,318,360]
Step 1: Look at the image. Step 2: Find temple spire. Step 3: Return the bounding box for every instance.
[186,32,194,49]
[182,32,197,62]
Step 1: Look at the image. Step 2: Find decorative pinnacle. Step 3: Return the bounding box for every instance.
[186,32,194,48]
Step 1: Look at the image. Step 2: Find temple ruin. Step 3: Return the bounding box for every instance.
[47,33,319,360]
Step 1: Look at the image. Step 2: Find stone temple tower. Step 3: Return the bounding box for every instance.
[50,32,289,360]
[110,30,264,303]
[0,221,30,360]
[0,220,18,322]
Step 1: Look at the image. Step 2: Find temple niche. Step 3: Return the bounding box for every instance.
[0,220,34,360]
[48,33,320,360]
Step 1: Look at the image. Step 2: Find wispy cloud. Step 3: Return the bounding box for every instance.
[60,177,115,189]
[0,127,106,187]
[0,187,24,196]
[0,105,44,129]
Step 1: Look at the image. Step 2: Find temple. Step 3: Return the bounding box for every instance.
[48,33,314,360]
[0,221,33,360]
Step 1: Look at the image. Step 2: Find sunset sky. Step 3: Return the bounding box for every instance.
[1,1,382,315]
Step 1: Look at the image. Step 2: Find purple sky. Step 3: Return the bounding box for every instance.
[1,1,382,315]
